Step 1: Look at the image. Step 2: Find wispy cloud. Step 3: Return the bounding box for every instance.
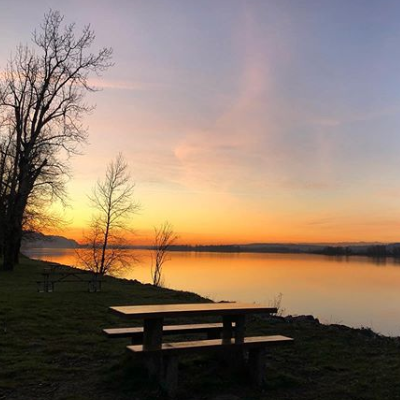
[87,77,167,92]
[169,7,278,193]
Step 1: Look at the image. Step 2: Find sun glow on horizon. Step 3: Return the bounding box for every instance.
[6,1,400,245]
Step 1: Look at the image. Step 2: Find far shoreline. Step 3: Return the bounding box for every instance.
[23,242,400,261]
[21,232,400,258]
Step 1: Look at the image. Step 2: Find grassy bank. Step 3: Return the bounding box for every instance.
[1,258,400,400]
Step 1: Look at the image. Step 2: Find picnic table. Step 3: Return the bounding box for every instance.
[107,302,293,396]
[110,302,278,348]
[37,265,102,292]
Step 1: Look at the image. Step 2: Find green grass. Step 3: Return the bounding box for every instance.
[1,257,400,399]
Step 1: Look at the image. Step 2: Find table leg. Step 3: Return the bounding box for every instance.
[234,315,246,343]
[143,318,164,380]
[222,314,246,342]
[222,314,246,370]
[143,317,163,350]
[222,315,234,342]
[248,347,267,386]
[161,355,178,397]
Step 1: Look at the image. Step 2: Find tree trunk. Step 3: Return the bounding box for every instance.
[2,226,19,271]
[1,187,28,271]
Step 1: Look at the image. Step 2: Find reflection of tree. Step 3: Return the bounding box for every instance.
[77,154,139,276]
[366,245,387,258]
[320,246,352,256]
[0,10,112,270]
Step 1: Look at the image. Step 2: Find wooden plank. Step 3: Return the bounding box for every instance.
[127,335,293,355]
[110,303,277,319]
[103,322,229,338]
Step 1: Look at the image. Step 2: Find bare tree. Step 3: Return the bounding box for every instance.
[152,221,178,287]
[77,154,139,276]
[0,10,113,270]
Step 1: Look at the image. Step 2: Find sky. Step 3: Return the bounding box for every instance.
[2,0,400,244]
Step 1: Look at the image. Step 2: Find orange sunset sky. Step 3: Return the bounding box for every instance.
[2,1,400,245]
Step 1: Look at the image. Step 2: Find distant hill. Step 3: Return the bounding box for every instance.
[21,231,79,249]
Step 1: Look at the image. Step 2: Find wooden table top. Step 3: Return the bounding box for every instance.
[110,302,277,319]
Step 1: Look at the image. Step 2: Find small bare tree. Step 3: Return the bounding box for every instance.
[152,221,178,287]
[77,154,139,275]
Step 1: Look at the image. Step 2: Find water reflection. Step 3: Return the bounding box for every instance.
[23,248,400,336]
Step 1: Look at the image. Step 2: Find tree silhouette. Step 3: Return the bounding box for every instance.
[152,221,178,287]
[0,10,112,270]
[77,154,139,275]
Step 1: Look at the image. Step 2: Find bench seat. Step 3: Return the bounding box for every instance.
[103,322,232,340]
[127,334,293,354]
[127,335,293,396]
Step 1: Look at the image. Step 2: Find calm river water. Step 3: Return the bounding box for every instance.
[23,248,400,336]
